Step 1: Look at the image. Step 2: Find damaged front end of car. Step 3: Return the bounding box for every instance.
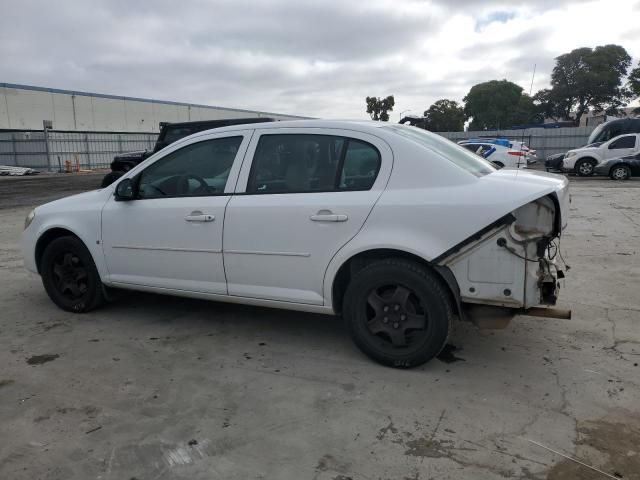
[437,190,570,329]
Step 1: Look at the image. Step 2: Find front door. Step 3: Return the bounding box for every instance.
[101,132,250,294]
[605,135,637,161]
[222,129,392,304]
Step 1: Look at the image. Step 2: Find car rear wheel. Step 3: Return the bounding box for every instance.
[41,236,105,313]
[575,159,596,177]
[343,258,452,368]
[610,165,631,181]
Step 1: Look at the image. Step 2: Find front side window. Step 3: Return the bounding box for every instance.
[609,135,636,149]
[247,134,381,194]
[138,136,242,198]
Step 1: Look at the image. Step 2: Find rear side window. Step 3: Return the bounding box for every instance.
[609,135,636,149]
[385,125,495,176]
[247,134,381,194]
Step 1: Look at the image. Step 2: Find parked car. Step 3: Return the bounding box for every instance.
[562,133,640,176]
[101,118,275,187]
[458,140,531,168]
[586,117,640,145]
[594,152,640,180]
[22,121,569,368]
[545,153,565,172]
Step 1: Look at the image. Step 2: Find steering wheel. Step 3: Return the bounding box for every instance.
[178,174,209,195]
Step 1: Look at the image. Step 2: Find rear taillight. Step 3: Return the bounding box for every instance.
[508,151,526,156]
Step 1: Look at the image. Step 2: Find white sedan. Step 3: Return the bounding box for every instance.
[22,120,570,367]
[458,140,531,169]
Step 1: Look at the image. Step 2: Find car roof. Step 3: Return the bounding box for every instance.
[162,118,275,129]
[195,119,387,136]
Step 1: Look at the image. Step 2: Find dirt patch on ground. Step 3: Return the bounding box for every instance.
[547,410,640,480]
[26,353,59,365]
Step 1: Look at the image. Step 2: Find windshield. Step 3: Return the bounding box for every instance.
[384,124,496,177]
[587,124,606,144]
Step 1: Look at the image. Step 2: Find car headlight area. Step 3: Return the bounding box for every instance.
[24,209,36,230]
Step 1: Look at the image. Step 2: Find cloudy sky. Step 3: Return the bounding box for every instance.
[1,0,639,118]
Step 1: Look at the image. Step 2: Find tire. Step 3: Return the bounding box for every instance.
[343,258,452,368]
[493,161,504,169]
[575,158,596,177]
[41,236,105,313]
[610,165,631,181]
[100,171,124,188]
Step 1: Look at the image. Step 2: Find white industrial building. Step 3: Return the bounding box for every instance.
[0,83,307,132]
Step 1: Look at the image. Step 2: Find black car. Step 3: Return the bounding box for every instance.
[594,152,640,180]
[101,118,275,187]
[545,152,565,172]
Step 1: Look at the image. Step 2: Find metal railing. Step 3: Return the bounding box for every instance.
[0,125,598,171]
[0,130,157,171]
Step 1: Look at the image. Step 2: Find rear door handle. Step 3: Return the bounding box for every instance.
[310,213,348,222]
[185,213,215,222]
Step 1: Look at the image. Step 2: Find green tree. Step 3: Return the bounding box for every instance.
[535,45,632,124]
[423,99,465,131]
[629,62,640,114]
[513,94,544,126]
[629,61,640,96]
[366,95,395,121]
[463,80,526,130]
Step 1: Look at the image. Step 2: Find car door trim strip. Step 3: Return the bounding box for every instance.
[224,249,311,257]
[112,245,222,254]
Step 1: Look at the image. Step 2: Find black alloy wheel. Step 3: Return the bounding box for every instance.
[343,258,452,368]
[41,236,105,312]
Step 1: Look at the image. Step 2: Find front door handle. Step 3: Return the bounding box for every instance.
[310,212,348,222]
[185,213,215,222]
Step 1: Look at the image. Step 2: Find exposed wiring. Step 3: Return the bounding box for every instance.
[499,242,541,263]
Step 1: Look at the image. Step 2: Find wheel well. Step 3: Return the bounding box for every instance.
[35,228,79,273]
[611,163,631,170]
[576,156,597,165]
[331,249,460,315]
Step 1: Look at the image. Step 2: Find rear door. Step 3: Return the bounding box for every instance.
[605,135,637,161]
[222,128,392,305]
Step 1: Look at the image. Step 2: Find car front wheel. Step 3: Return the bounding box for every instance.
[343,258,452,368]
[575,159,596,177]
[610,165,631,181]
[41,236,105,313]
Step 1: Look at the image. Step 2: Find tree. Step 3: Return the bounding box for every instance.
[532,88,572,121]
[535,45,632,124]
[629,61,640,97]
[512,94,544,126]
[366,95,395,121]
[629,62,640,114]
[423,99,465,131]
[463,80,527,130]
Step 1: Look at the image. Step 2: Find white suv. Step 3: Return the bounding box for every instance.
[562,133,640,176]
[22,121,569,367]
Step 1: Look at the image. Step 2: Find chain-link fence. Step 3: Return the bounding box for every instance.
[0,130,157,171]
[1,125,597,172]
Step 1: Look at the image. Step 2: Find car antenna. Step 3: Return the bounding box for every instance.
[521,64,536,168]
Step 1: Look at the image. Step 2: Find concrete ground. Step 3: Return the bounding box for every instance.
[0,172,639,480]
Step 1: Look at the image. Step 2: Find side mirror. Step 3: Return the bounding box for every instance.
[114,177,135,201]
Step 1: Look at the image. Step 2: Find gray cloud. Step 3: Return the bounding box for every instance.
[0,0,638,118]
